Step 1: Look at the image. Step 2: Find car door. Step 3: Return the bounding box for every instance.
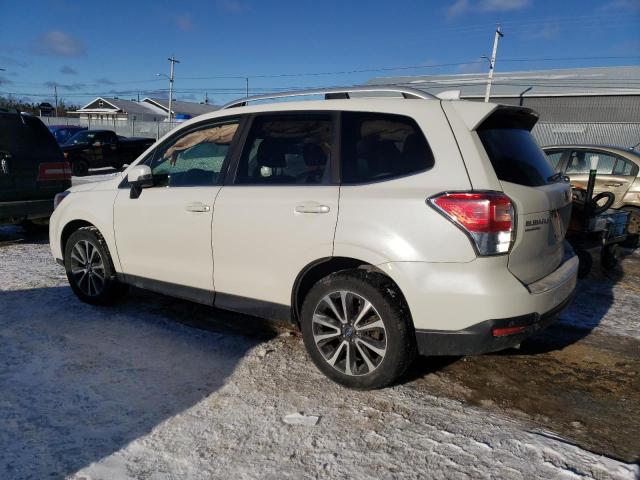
[100,131,119,167]
[113,118,242,303]
[89,132,108,168]
[565,149,636,207]
[605,155,639,208]
[212,112,339,315]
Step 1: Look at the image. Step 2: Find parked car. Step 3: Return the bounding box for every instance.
[49,87,578,389]
[543,145,640,235]
[48,125,87,145]
[62,130,154,176]
[1,109,71,228]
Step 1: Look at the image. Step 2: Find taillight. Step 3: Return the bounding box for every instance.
[38,162,72,181]
[428,192,515,256]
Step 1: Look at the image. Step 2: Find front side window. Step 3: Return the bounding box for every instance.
[340,112,434,184]
[148,121,239,187]
[235,114,332,185]
[544,150,563,171]
[566,151,616,175]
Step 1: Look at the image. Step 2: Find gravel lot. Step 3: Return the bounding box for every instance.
[1,225,638,479]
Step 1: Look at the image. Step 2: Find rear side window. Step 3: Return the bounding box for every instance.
[613,157,637,176]
[477,109,552,187]
[235,114,332,185]
[341,112,434,184]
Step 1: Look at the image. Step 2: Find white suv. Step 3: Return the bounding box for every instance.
[50,87,578,389]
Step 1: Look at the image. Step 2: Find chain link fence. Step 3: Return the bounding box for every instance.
[38,116,179,140]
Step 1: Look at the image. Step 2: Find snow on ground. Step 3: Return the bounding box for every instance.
[0,233,638,479]
[559,249,640,341]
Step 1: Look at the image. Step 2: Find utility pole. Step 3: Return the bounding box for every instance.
[204,92,209,104]
[167,56,180,122]
[484,25,503,103]
[245,77,249,97]
[54,84,59,116]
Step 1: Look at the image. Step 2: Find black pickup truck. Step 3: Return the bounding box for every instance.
[62,129,154,176]
[1,109,71,227]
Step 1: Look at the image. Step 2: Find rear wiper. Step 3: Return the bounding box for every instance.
[547,172,566,183]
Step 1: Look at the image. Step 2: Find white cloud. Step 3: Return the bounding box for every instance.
[216,0,250,13]
[600,0,640,12]
[447,0,530,17]
[30,31,86,58]
[60,65,77,75]
[96,77,115,85]
[480,0,530,11]
[526,23,560,40]
[175,13,195,32]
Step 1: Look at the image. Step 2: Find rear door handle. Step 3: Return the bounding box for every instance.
[185,202,211,212]
[295,204,330,214]
[604,183,623,187]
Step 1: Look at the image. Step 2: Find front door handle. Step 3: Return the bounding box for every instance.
[604,183,623,187]
[185,202,211,212]
[295,204,330,214]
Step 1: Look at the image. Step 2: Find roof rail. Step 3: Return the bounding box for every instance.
[220,85,436,110]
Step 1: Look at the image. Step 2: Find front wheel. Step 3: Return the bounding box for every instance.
[64,227,127,305]
[301,270,416,390]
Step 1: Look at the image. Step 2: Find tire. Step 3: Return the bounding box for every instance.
[577,249,592,278]
[300,269,416,390]
[601,244,619,271]
[70,158,89,176]
[64,226,127,305]
[21,220,48,235]
[590,191,615,215]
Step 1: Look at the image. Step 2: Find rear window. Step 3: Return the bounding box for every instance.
[0,114,61,159]
[477,109,553,187]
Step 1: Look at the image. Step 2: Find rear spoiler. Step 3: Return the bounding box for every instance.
[447,102,539,132]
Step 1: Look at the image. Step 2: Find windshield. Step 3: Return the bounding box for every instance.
[65,130,96,145]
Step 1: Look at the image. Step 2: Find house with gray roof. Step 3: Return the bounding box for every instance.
[72,96,219,123]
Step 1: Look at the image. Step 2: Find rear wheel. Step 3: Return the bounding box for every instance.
[301,270,416,390]
[64,227,127,305]
[70,158,89,176]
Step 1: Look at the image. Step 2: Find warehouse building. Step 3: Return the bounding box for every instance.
[367,65,640,148]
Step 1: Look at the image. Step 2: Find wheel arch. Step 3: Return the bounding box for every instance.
[291,256,413,328]
[60,219,96,258]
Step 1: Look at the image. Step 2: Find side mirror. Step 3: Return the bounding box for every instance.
[127,165,153,199]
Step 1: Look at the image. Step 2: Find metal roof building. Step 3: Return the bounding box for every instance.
[367,66,640,148]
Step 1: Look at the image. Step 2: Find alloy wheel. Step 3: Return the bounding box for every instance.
[312,290,387,376]
[69,240,106,297]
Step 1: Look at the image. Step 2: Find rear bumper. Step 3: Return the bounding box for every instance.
[415,289,575,356]
[0,199,53,223]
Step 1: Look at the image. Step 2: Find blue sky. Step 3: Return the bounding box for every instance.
[0,0,638,106]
